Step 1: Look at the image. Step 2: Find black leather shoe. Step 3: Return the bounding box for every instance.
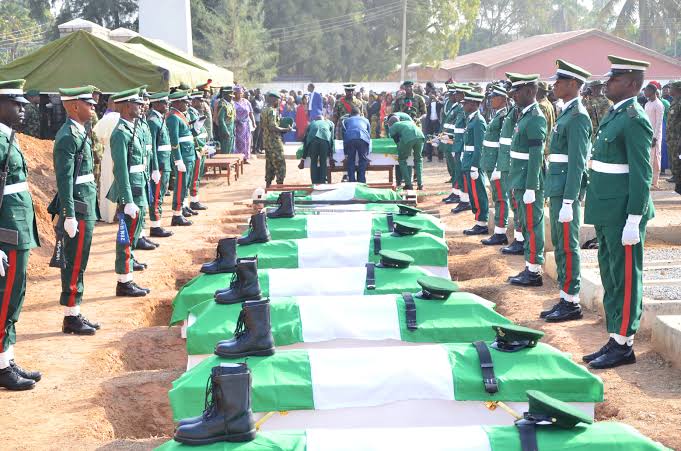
[78,314,101,330]
[509,269,543,287]
[150,227,173,238]
[481,233,508,245]
[588,342,636,369]
[116,281,148,297]
[451,202,471,214]
[444,178,452,184]
[144,237,160,248]
[507,268,527,281]
[62,315,96,335]
[134,237,156,251]
[190,201,208,211]
[544,299,583,322]
[132,282,151,294]
[0,366,35,391]
[417,185,423,190]
[464,224,489,235]
[583,338,617,363]
[133,261,147,271]
[10,360,41,382]
[442,193,460,204]
[181,207,192,218]
[501,239,524,255]
[171,215,193,226]
[539,301,560,318]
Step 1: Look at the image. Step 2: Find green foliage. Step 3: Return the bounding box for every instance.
[0,1,47,64]
[55,0,139,30]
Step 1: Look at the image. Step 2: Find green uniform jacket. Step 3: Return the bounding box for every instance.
[545,98,591,201]
[510,103,547,191]
[53,119,97,221]
[440,102,459,139]
[452,104,467,153]
[480,107,507,172]
[148,110,172,173]
[217,100,235,135]
[0,125,39,250]
[392,95,426,120]
[140,118,158,173]
[462,111,487,171]
[388,120,425,145]
[167,109,196,164]
[302,119,335,157]
[584,98,655,225]
[497,106,519,172]
[106,118,148,205]
[188,106,208,150]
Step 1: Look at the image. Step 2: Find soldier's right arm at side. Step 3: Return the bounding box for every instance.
[110,130,134,204]
[53,134,77,217]
[624,108,654,217]
[526,114,547,190]
[166,116,182,163]
[563,114,591,201]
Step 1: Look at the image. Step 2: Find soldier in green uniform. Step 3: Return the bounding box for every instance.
[451,85,473,214]
[300,115,335,184]
[167,90,196,226]
[87,87,104,204]
[387,114,425,190]
[582,56,654,369]
[53,86,101,336]
[480,84,510,245]
[333,84,364,139]
[666,81,681,190]
[441,85,465,204]
[541,60,593,323]
[506,73,548,288]
[392,80,426,121]
[460,91,489,235]
[0,80,41,390]
[262,92,292,187]
[134,87,159,251]
[147,91,174,238]
[537,81,556,158]
[106,88,151,298]
[195,81,214,141]
[217,87,235,154]
[583,80,612,139]
[189,90,209,211]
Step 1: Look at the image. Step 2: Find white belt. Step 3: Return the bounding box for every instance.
[483,140,500,148]
[75,174,95,184]
[499,137,512,146]
[146,145,152,151]
[463,145,475,152]
[548,154,569,163]
[197,132,208,140]
[443,124,456,130]
[510,151,529,160]
[591,160,629,174]
[157,145,171,152]
[129,165,145,173]
[3,181,28,195]
[454,128,465,134]
[178,135,194,143]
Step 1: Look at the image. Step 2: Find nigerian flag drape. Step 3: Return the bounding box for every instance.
[266,183,402,202]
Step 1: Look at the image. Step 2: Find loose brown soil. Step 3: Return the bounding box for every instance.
[1,144,680,450]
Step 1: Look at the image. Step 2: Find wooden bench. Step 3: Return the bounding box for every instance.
[204,155,243,183]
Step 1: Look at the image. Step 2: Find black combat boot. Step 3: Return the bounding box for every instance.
[116,281,148,297]
[190,201,208,211]
[481,233,508,246]
[0,365,35,391]
[62,314,96,335]
[214,258,262,305]
[174,363,256,445]
[150,227,173,238]
[172,215,193,226]
[544,299,583,322]
[201,238,238,274]
[10,360,41,382]
[237,212,270,245]
[501,239,524,255]
[215,299,275,358]
[266,191,295,219]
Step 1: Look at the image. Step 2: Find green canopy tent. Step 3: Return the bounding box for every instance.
[0,30,232,93]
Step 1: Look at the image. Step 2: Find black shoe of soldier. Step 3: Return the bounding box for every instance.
[144,237,160,248]
[190,201,208,211]
[442,193,460,204]
[134,237,156,251]
[171,215,193,226]
[78,314,101,330]
[116,281,148,297]
[451,202,471,214]
[509,269,543,287]
[62,315,96,336]
[501,239,524,255]
[150,227,173,238]
[544,300,583,322]
[481,233,508,246]
[0,366,35,391]
[588,342,636,369]
[463,224,489,236]
[582,338,617,363]
[10,360,41,382]
[132,282,151,294]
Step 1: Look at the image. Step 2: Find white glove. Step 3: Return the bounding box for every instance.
[622,214,642,246]
[0,250,7,278]
[124,202,139,218]
[152,170,161,184]
[470,167,479,180]
[523,189,536,204]
[175,160,187,172]
[64,217,79,238]
[490,170,501,181]
[558,200,574,223]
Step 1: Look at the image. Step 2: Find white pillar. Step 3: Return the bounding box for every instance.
[139,0,193,55]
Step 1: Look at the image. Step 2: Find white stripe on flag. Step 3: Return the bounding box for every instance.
[297,236,368,268]
[305,426,492,451]
[311,182,357,201]
[308,345,454,409]
[297,295,400,342]
[268,267,366,297]
[306,213,373,238]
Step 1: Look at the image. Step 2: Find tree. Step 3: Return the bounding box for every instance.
[55,0,138,30]
[0,1,46,64]
[595,0,678,49]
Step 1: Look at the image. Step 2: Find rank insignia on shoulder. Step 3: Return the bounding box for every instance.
[532,108,539,116]
[627,105,637,118]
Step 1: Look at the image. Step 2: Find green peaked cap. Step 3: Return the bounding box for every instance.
[417,276,459,299]
[111,87,144,103]
[0,79,29,103]
[490,84,508,97]
[551,59,591,83]
[454,83,471,93]
[464,91,485,102]
[343,83,357,90]
[148,91,170,102]
[392,220,421,236]
[378,249,414,268]
[397,204,421,216]
[59,86,97,104]
[190,89,204,98]
[491,323,544,352]
[168,90,190,101]
[606,54,649,76]
[266,91,280,99]
[526,390,594,428]
[506,72,539,91]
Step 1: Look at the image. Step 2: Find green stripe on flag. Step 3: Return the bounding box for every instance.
[171,273,231,325]
[369,233,448,267]
[236,240,299,269]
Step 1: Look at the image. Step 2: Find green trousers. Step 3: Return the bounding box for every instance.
[452,152,463,189]
[60,219,95,307]
[442,144,455,178]
[115,207,144,275]
[466,171,489,222]
[265,143,286,185]
[488,172,509,229]
[549,197,581,295]
[172,160,195,213]
[595,220,647,337]
[307,138,330,184]
[219,124,235,154]
[149,171,171,222]
[0,249,29,352]
[670,139,681,183]
[515,188,545,265]
[190,154,206,198]
[397,138,424,188]
[508,179,523,233]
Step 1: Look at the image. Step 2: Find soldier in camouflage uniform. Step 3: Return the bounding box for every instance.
[667,81,681,190]
[583,80,612,138]
[392,80,426,122]
[20,91,41,138]
[333,84,365,139]
[262,92,292,186]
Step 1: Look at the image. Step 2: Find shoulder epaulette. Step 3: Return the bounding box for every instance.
[70,124,81,137]
[627,105,638,118]
[532,107,539,116]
